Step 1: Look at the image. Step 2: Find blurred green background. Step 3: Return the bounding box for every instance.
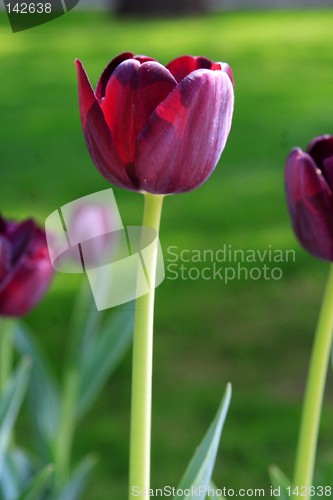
[1,7,333,498]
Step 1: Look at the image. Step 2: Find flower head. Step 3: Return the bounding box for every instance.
[285,135,333,260]
[0,215,54,316]
[76,52,234,194]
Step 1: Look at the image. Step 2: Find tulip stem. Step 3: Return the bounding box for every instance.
[0,319,14,394]
[129,193,164,500]
[293,264,333,499]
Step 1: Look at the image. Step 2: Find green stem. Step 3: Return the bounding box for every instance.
[293,264,333,499]
[129,193,164,500]
[0,319,14,394]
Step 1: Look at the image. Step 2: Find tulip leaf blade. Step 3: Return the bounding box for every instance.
[17,464,54,500]
[174,383,232,500]
[0,358,31,474]
[77,305,134,419]
[57,455,97,500]
[13,322,60,456]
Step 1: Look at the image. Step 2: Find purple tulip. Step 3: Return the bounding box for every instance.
[285,135,333,261]
[76,52,234,194]
[0,215,54,317]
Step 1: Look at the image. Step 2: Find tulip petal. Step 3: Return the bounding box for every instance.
[134,55,157,64]
[76,60,97,128]
[0,216,6,233]
[95,52,134,101]
[0,220,36,291]
[307,135,333,190]
[285,148,333,261]
[135,69,234,194]
[76,60,135,190]
[307,134,333,164]
[218,62,234,86]
[0,236,11,283]
[0,255,53,316]
[96,54,158,101]
[7,219,35,265]
[101,60,177,177]
[166,55,233,84]
[167,55,214,82]
[322,156,333,189]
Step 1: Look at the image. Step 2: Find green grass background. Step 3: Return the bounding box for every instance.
[1,7,333,498]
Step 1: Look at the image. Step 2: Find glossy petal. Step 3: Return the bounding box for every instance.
[135,68,234,194]
[101,59,177,180]
[285,148,333,261]
[76,60,135,190]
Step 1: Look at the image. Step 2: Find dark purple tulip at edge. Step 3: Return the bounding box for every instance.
[285,135,333,261]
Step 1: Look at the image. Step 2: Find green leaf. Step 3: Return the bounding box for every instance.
[17,464,54,500]
[77,307,134,419]
[57,455,97,500]
[269,464,291,500]
[0,359,31,475]
[13,323,60,455]
[174,383,232,500]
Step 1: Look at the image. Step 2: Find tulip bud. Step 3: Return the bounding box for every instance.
[76,52,234,195]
